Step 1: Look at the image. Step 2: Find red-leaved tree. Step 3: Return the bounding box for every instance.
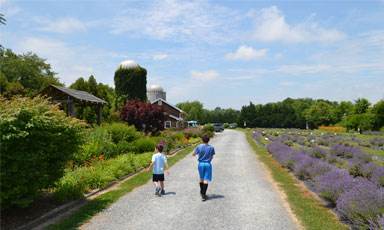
[119,99,165,134]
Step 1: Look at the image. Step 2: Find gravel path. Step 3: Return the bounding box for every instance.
[82,130,299,230]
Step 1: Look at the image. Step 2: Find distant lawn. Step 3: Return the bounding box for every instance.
[362,147,384,158]
[355,134,377,141]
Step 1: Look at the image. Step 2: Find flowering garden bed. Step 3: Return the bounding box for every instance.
[252,129,384,230]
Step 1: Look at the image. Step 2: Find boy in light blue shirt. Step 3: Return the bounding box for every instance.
[147,144,170,195]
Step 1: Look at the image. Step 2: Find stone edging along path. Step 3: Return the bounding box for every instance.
[16,141,201,230]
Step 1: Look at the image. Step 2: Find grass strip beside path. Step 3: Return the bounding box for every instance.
[45,144,199,230]
[242,129,348,230]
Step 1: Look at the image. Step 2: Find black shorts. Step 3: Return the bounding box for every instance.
[152,174,164,182]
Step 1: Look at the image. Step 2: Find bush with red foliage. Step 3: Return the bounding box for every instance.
[119,99,165,134]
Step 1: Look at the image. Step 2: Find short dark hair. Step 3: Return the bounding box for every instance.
[156,144,164,153]
[201,133,210,143]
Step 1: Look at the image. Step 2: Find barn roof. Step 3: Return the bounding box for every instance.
[39,85,107,105]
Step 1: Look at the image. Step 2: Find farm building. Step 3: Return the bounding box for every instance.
[147,85,186,129]
[39,85,108,125]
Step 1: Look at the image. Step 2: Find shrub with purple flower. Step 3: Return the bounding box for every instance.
[369,213,384,230]
[315,170,355,204]
[363,163,384,186]
[308,146,328,160]
[337,178,384,228]
[307,161,336,178]
[267,141,304,170]
[293,156,318,179]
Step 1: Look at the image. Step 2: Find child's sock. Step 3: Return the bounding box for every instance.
[199,182,203,194]
[202,184,208,195]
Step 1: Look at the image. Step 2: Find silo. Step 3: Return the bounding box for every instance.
[147,85,166,103]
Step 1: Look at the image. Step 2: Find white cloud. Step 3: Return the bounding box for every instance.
[224,76,260,80]
[153,54,168,60]
[279,81,297,86]
[190,70,221,81]
[110,0,235,43]
[19,37,99,84]
[226,45,268,60]
[253,6,346,43]
[277,64,332,74]
[37,17,93,33]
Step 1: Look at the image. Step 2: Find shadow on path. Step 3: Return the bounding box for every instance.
[207,194,224,200]
[161,192,176,196]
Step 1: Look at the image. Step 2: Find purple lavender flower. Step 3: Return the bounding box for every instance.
[369,213,384,230]
[307,161,336,178]
[293,156,318,179]
[337,178,384,228]
[308,146,328,160]
[315,170,355,204]
[363,163,384,186]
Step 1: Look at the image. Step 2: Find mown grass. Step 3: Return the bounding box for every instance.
[362,147,384,158]
[45,143,199,230]
[241,129,349,230]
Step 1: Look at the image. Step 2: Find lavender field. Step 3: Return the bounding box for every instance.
[251,129,384,230]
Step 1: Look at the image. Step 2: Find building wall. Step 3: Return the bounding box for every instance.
[153,100,184,129]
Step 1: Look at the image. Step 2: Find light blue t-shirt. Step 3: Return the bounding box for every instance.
[152,153,167,174]
[195,144,215,162]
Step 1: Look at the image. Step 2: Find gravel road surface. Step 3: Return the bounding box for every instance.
[83,130,299,230]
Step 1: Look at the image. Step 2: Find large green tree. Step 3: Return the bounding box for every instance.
[354,98,371,114]
[0,48,62,97]
[114,65,147,105]
[371,100,384,130]
[305,101,335,128]
[176,101,204,121]
[70,75,116,124]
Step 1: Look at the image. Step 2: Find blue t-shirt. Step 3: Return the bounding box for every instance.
[195,144,215,162]
[152,153,167,174]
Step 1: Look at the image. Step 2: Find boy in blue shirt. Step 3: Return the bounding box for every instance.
[193,133,215,201]
[147,144,170,195]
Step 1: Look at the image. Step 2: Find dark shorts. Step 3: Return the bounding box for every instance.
[152,174,165,182]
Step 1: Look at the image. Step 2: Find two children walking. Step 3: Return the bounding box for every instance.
[147,133,215,201]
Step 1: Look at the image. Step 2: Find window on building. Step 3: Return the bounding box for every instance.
[158,100,162,106]
[165,121,171,128]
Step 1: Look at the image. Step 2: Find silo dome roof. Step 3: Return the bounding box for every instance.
[148,85,164,92]
[118,60,139,69]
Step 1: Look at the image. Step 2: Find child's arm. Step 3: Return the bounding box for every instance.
[165,162,170,175]
[146,161,155,172]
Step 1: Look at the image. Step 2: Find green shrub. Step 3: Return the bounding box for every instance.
[102,123,141,143]
[73,135,118,166]
[53,153,148,202]
[183,128,202,139]
[203,123,214,137]
[104,112,120,124]
[223,123,229,129]
[0,96,86,210]
[133,138,156,154]
[117,140,135,154]
[283,140,293,146]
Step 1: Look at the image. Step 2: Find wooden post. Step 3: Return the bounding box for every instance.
[70,102,75,117]
[97,104,103,125]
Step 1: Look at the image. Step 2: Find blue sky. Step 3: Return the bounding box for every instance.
[1,0,383,109]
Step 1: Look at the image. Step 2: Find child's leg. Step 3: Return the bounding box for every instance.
[153,181,159,187]
[160,181,164,190]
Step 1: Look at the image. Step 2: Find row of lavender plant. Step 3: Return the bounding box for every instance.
[266,141,384,229]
